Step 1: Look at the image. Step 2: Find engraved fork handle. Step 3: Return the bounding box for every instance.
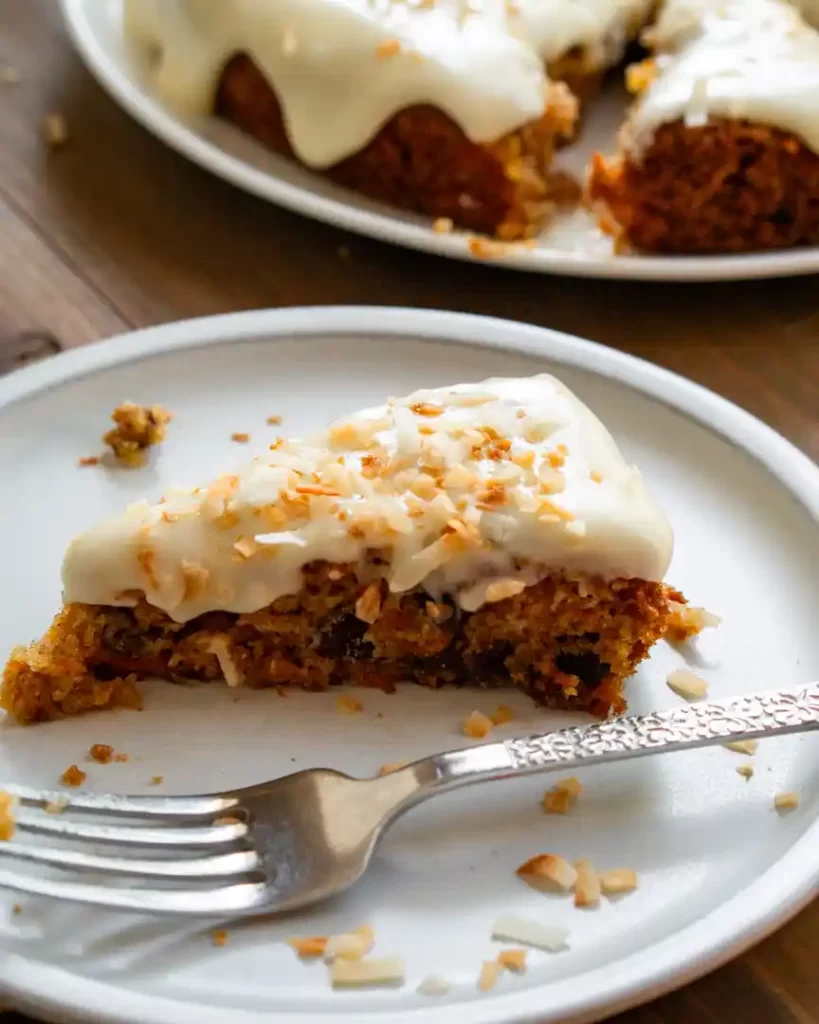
[394,684,819,810]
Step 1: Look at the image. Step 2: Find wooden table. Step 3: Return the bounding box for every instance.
[1,2,817,1021]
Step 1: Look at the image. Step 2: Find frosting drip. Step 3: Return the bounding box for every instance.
[63,375,673,623]
[125,0,652,166]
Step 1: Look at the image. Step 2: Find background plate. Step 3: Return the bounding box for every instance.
[60,0,819,282]
[0,307,817,1024]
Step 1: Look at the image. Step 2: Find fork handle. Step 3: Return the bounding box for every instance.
[404,684,819,802]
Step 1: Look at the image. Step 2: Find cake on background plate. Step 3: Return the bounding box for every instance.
[125,0,819,253]
[1,375,686,724]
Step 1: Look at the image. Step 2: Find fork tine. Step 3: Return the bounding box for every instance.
[2,783,236,819]
[0,869,270,915]
[0,843,261,879]
[14,808,248,848]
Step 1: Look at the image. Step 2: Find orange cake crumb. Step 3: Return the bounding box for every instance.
[337,694,363,714]
[231,432,251,443]
[517,853,577,892]
[103,402,172,466]
[489,704,514,725]
[464,710,494,739]
[211,928,229,947]
[0,791,16,840]
[60,764,86,787]
[89,743,114,764]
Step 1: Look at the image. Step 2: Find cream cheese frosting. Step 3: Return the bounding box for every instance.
[63,375,673,622]
[628,0,819,155]
[124,0,652,167]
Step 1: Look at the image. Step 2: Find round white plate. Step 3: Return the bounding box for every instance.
[0,307,817,1024]
[60,0,819,283]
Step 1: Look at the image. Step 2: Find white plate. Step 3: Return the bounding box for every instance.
[0,307,817,1024]
[60,0,819,283]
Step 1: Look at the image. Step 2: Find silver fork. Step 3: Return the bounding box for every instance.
[1,684,817,917]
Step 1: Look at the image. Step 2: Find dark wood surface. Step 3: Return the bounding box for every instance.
[1,1,817,1021]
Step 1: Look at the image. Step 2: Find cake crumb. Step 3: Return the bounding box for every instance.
[114,752,129,763]
[150,775,164,786]
[12,903,22,915]
[266,415,282,425]
[667,604,721,642]
[736,763,754,780]
[724,740,758,756]
[478,960,502,992]
[490,704,514,726]
[497,948,527,972]
[78,456,101,467]
[599,868,638,895]
[43,111,68,147]
[375,38,401,58]
[666,668,708,701]
[542,776,583,814]
[774,791,799,812]
[433,217,454,234]
[211,928,228,947]
[0,791,16,841]
[517,853,577,892]
[60,765,86,787]
[337,693,363,714]
[231,432,250,443]
[288,935,328,958]
[464,710,494,739]
[573,859,601,907]
[104,402,172,466]
[88,744,114,764]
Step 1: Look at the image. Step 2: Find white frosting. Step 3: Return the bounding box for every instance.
[628,0,819,155]
[63,375,673,623]
[125,0,651,167]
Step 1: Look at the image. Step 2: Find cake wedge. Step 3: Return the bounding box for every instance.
[1,375,682,724]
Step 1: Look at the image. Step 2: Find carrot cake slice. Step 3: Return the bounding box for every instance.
[1,375,681,724]
[589,0,819,253]
[124,1,653,239]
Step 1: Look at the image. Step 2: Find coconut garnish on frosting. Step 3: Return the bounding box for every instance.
[2,375,684,725]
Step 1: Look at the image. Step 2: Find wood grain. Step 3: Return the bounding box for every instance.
[0,1,817,1021]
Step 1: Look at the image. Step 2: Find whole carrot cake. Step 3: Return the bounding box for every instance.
[1,375,683,724]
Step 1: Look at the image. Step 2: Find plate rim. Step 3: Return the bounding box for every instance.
[59,0,819,283]
[0,305,817,1024]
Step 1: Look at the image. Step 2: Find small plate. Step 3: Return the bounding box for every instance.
[60,0,819,283]
[0,307,817,1024]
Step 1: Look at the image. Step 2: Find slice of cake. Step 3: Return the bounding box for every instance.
[1,375,681,724]
[589,0,819,253]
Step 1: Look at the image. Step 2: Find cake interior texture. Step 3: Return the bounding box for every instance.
[1,562,679,725]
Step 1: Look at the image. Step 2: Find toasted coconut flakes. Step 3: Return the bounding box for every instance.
[573,859,601,907]
[233,537,258,559]
[181,561,210,601]
[295,484,342,497]
[736,763,754,779]
[288,935,328,958]
[517,853,578,892]
[723,739,758,756]
[490,704,514,726]
[60,765,86,787]
[355,582,383,624]
[211,928,228,947]
[330,956,404,987]
[599,868,638,895]
[43,111,68,146]
[484,578,527,604]
[667,604,721,641]
[464,710,494,739]
[417,974,451,995]
[78,456,101,466]
[541,789,572,815]
[491,914,569,952]
[266,415,282,425]
[324,926,374,962]
[44,798,69,814]
[666,668,708,701]
[379,761,408,775]
[207,636,244,688]
[433,217,454,234]
[497,948,528,972]
[231,432,250,443]
[89,744,114,764]
[774,792,799,811]
[478,960,502,992]
[590,470,603,483]
[337,694,363,715]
